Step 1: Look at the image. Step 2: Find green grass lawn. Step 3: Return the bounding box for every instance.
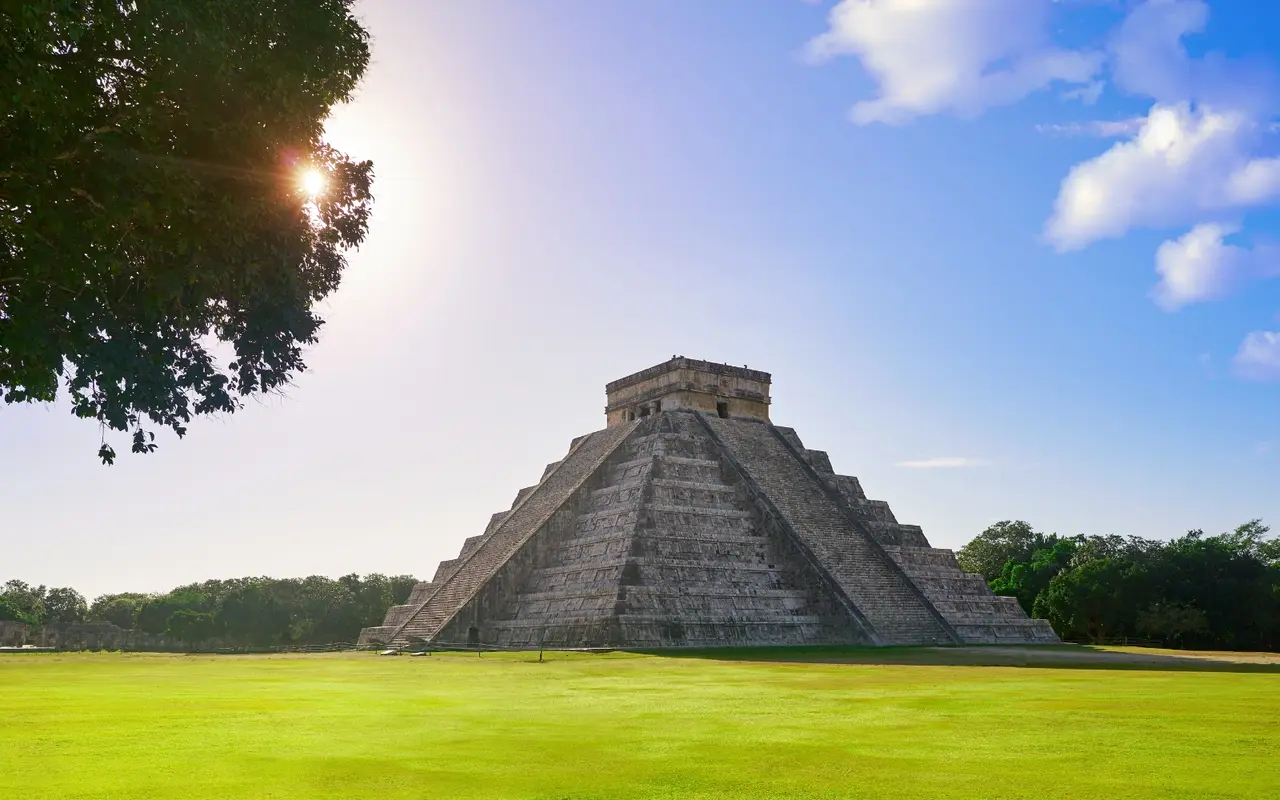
[2,648,1277,799]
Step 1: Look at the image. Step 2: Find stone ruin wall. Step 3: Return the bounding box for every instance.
[0,620,30,647]
[605,358,772,426]
[30,622,170,651]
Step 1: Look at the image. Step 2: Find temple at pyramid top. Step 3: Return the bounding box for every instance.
[605,356,771,425]
[359,356,1059,650]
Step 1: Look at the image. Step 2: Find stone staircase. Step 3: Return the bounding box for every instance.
[480,443,650,647]
[785,428,1060,645]
[359,408,1058,650]
[385,420,639,646]
[881,546,1060,643]
[700,415,958,646]
[483,414,856,647]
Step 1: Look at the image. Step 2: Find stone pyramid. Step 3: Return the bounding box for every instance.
[359,358,1058,649]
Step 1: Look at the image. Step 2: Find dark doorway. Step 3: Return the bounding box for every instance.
[467,626,480,646]
[716,401,729,418]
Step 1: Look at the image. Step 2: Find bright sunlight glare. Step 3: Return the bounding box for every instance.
[299,168,326,198]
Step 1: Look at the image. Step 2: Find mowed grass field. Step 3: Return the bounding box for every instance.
[1,647,1277,799]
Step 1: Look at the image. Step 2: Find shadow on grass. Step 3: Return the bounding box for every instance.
[627,644,1280,674]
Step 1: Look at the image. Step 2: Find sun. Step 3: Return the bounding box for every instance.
[299,168,326,198]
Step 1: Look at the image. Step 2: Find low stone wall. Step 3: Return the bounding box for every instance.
[0,620,30,646]
[35,622,170,651]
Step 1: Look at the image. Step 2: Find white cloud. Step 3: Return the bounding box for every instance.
[1224,157,1280,205]
[1233,331,1280,381]
[1044,102,1280,251]
[1109,0,1278,114]
[1153,223,1250,310]
[895,457,991,469]
[1108,0,1209,103]
[801,0,1280,352]
[806,0,1102,124]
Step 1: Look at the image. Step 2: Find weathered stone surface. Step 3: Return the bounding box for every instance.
[701,415,955,646]
[360,357,1058,648]
[33,622,167,651]
[0,620,29,647]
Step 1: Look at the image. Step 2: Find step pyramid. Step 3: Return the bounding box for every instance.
[359,357,1058,649]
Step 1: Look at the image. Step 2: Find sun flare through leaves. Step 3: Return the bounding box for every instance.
[299,167,327,199]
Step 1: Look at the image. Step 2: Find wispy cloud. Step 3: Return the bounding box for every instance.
[1035,117,1144,138]
[1232,331,1280,381]
[895,457,991,469]
[1061,80,1105,106]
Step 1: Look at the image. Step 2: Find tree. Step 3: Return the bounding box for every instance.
[989,538,1078,615]
[1034,558,1152,643]
[1158,527,1280,650]
[1,1,374,463]
[0,580,46,625]
[88,592,149,629]
[135,591,207,635]
[215,582,290,646]
[1071,534,1162,567]
[1220,520,1278,565]
[389,575,418,606]
[42,586,87,624]
[340,573,396,628]
[165,609,217,644]
[1136,602,1209,648]
[956,521,1057,581]
[0,597,28,624]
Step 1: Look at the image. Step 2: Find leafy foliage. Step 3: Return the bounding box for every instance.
[1,573,417,647]
[955,520,1056,581]
[87,592,148,629]
[962,520,1280,650]
[987,537,1077,615]
[136,590,209,635]
[1,0,374,462]
[0,579,46,624]
[165,609,217,643]
[42,586,87,624]
[0,596,28,623]
[1035,557,1153,642]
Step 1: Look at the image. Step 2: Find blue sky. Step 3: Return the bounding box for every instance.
[4,0,1280,599]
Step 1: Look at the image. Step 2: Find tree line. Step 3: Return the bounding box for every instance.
[957,520,1280,650]
[6,518,1277,651]
[0,574,417,646]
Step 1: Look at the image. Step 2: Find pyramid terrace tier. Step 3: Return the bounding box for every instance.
[360,410,1059,648]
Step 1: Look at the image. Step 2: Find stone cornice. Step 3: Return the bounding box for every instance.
[605,357,772,395]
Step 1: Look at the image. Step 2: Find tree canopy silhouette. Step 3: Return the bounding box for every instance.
[960,519,1280,650]
[1,1,374,462]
